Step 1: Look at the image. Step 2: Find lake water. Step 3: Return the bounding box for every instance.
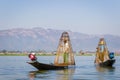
[0,56,120,80]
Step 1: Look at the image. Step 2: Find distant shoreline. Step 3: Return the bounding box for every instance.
[0,53,54,56]
[0,53,120,56]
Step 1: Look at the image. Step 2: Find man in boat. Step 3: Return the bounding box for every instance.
[63,40,69,64]
[109,52,114,59]
[54,32,75,66]
[28,53,37,62]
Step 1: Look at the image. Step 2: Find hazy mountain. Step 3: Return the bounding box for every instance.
[0,27,120,52]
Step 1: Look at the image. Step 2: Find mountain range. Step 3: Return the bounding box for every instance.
[0,27,120,52]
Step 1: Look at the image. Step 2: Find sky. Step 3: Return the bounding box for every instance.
[0,0,120,35]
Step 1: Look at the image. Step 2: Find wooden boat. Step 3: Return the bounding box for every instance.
[94,38,115,67]
[99,59,115,67]
[27,32,75,70]
[27,61,68,70]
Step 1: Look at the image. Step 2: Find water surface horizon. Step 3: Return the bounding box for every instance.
[0,56,120,80]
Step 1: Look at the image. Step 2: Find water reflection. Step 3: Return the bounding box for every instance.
[29,70,49,80]
[28,68,75,80]
[95,65,115,73]
[95,66,115,80]
[56,68,75,80]
[29,71,35,80]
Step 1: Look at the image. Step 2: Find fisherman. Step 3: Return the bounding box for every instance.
[28,52,37,61]
[63,40,69,63]
[109,52,114,59]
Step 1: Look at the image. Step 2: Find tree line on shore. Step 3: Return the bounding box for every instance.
[0,49,120,56]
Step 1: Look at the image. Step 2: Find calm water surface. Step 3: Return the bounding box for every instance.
[0,56,120,80]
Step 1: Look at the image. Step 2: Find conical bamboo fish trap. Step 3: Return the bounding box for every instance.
[54,32,75,66]
[95,38,109,63]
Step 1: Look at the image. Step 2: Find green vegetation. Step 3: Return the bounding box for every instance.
[0,53,55,56]
[0,52,120,56]
[0,53,93,56]
[115,53,120,56]
[0,53,27,56]
[76,54,94,56]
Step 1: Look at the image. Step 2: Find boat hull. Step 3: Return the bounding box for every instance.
[27,61,68,70]
[99,59,115,67]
